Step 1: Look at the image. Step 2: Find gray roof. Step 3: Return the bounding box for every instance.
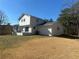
[43,22,58,26]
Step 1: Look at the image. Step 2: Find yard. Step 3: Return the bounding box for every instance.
[0,35,79,59]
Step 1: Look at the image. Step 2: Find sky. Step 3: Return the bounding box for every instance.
[0,0,74,25]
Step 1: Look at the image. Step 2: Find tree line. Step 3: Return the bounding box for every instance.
[57,0,79,36]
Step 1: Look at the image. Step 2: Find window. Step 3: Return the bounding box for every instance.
[24,19,25,21]
[21,19,25,22]
[33,27,36,29]
[25,27,29,31]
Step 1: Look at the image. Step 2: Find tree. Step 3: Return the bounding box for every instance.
[58,8,72,34]
[49,18,53,22]
[0,10,8,25]
[44,19,49,22]
[57,0,79,36]
[44,18,53,22]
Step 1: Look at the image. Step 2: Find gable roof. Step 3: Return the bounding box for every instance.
[18,13,45,21]
[18,13,30,20]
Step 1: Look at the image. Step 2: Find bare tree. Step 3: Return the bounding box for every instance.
[0,10,8,25]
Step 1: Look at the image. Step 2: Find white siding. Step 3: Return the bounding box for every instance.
[38,27,51,36]
[48,28,52,36]
[38,23,64,36]
[29,27,32,33]
[19,15,30,26]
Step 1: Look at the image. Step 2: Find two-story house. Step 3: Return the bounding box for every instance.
[16,13,64,36]
[17,14,45,35]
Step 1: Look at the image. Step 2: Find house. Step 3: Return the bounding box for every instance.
[38,22,64,36]
[17,14,46,35]
[16,14,64,36]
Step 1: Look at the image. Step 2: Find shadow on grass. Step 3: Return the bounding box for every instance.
[55,34,79,39]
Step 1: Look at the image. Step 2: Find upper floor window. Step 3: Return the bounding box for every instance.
[21,19,25,22]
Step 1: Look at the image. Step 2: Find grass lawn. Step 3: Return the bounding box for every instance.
[0,35,79,59]
[0,35,46,49]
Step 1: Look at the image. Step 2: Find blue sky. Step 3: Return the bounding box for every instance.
[0,0,74,25]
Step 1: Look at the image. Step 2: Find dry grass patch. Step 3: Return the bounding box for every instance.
[0,36,79,59]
